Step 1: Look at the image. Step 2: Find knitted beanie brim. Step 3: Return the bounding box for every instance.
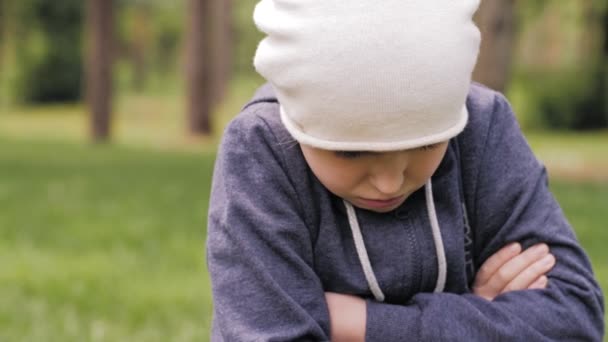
[280,104,468,152]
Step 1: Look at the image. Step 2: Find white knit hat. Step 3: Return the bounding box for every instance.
[253,0,481,151]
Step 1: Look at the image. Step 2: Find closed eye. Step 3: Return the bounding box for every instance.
[335,143,441,159]
[417,143,441,151]
[334,151,371,159]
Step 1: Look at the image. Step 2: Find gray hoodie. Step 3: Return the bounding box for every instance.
[207,83,604,341]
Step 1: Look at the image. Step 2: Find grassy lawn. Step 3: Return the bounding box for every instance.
[526,131,608,182]
[0,138,215,341]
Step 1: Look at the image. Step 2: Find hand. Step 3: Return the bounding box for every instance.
[325,292,366,342]
[473,243,555,301]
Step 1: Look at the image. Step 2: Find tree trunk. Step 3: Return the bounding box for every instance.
[604,5,608,57]
[600,2,608,123]
[0,0,4,106]
[0,0,3,60]
[211,0,233,105]
[472,0,516,92]
[87,0,114,142]
[185,0,213,135]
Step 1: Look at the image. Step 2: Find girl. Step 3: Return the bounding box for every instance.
[207,0,604,340]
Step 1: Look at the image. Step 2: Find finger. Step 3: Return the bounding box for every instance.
[501,253,555,293]
[528,275,549,290]
[481,243,549,295]
[474,242,521,287]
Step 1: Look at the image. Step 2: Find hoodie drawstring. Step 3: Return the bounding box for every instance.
[425,180,447,292]
[343,180,447,302]
[344,200,386,302]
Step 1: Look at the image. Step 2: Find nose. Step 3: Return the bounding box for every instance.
[369,152,408,196]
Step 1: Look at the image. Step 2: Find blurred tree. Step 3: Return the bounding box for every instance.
[211,0,232,104]
[15,0,84,103]
[0,0,4,108]
[153,9,181,78]
[0,0,4,101]
[185,0,213,135]
[87,0,114,142]
[115,0,158,92]
[604,10,608,122]
[114,1,178,93]
[512,1,607,130]
[127,4,153,92]
[0,0,3,57]
[604,3,608,56]
[571,0,608,129]
[234,1,264,79]
[596,0,607,120]
[473,0,516,92]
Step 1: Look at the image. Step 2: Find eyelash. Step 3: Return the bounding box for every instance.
[418,143,441,151]
[335,144,441,159]
[335,151,368,159]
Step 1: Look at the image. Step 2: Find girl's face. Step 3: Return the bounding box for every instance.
[300,142,449,213]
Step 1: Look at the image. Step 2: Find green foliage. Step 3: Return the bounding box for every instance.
[13,0,84,104]
[511,0,608,131]
[152,9,182,75]
[511,67,607,130]
[115,1,184,93]
[233,1,265,78]
[516,0,551,22]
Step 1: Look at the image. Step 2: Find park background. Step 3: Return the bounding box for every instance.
[0,0,607,340]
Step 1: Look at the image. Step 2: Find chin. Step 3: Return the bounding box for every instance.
[364,205,401,213]
[354,199,406,213]
[349,191,410,213]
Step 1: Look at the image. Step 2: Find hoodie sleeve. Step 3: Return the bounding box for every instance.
[364,91,604,341]
[206,110,331,341]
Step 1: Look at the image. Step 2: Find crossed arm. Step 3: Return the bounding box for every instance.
[327,242,556,341]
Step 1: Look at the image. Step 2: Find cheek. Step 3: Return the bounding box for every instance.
[407,151,446,182]
[303,152,366,194]
[316,162,365,194]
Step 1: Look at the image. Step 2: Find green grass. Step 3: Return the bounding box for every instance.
[526,131,608,182]
[0,136,606,340]
[0,138,215,341]
[550,181,608,290]
[551,180,608,341]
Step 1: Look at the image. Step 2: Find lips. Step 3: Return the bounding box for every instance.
[356,195,406,209]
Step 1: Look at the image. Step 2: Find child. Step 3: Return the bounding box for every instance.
[207,0,604,340]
